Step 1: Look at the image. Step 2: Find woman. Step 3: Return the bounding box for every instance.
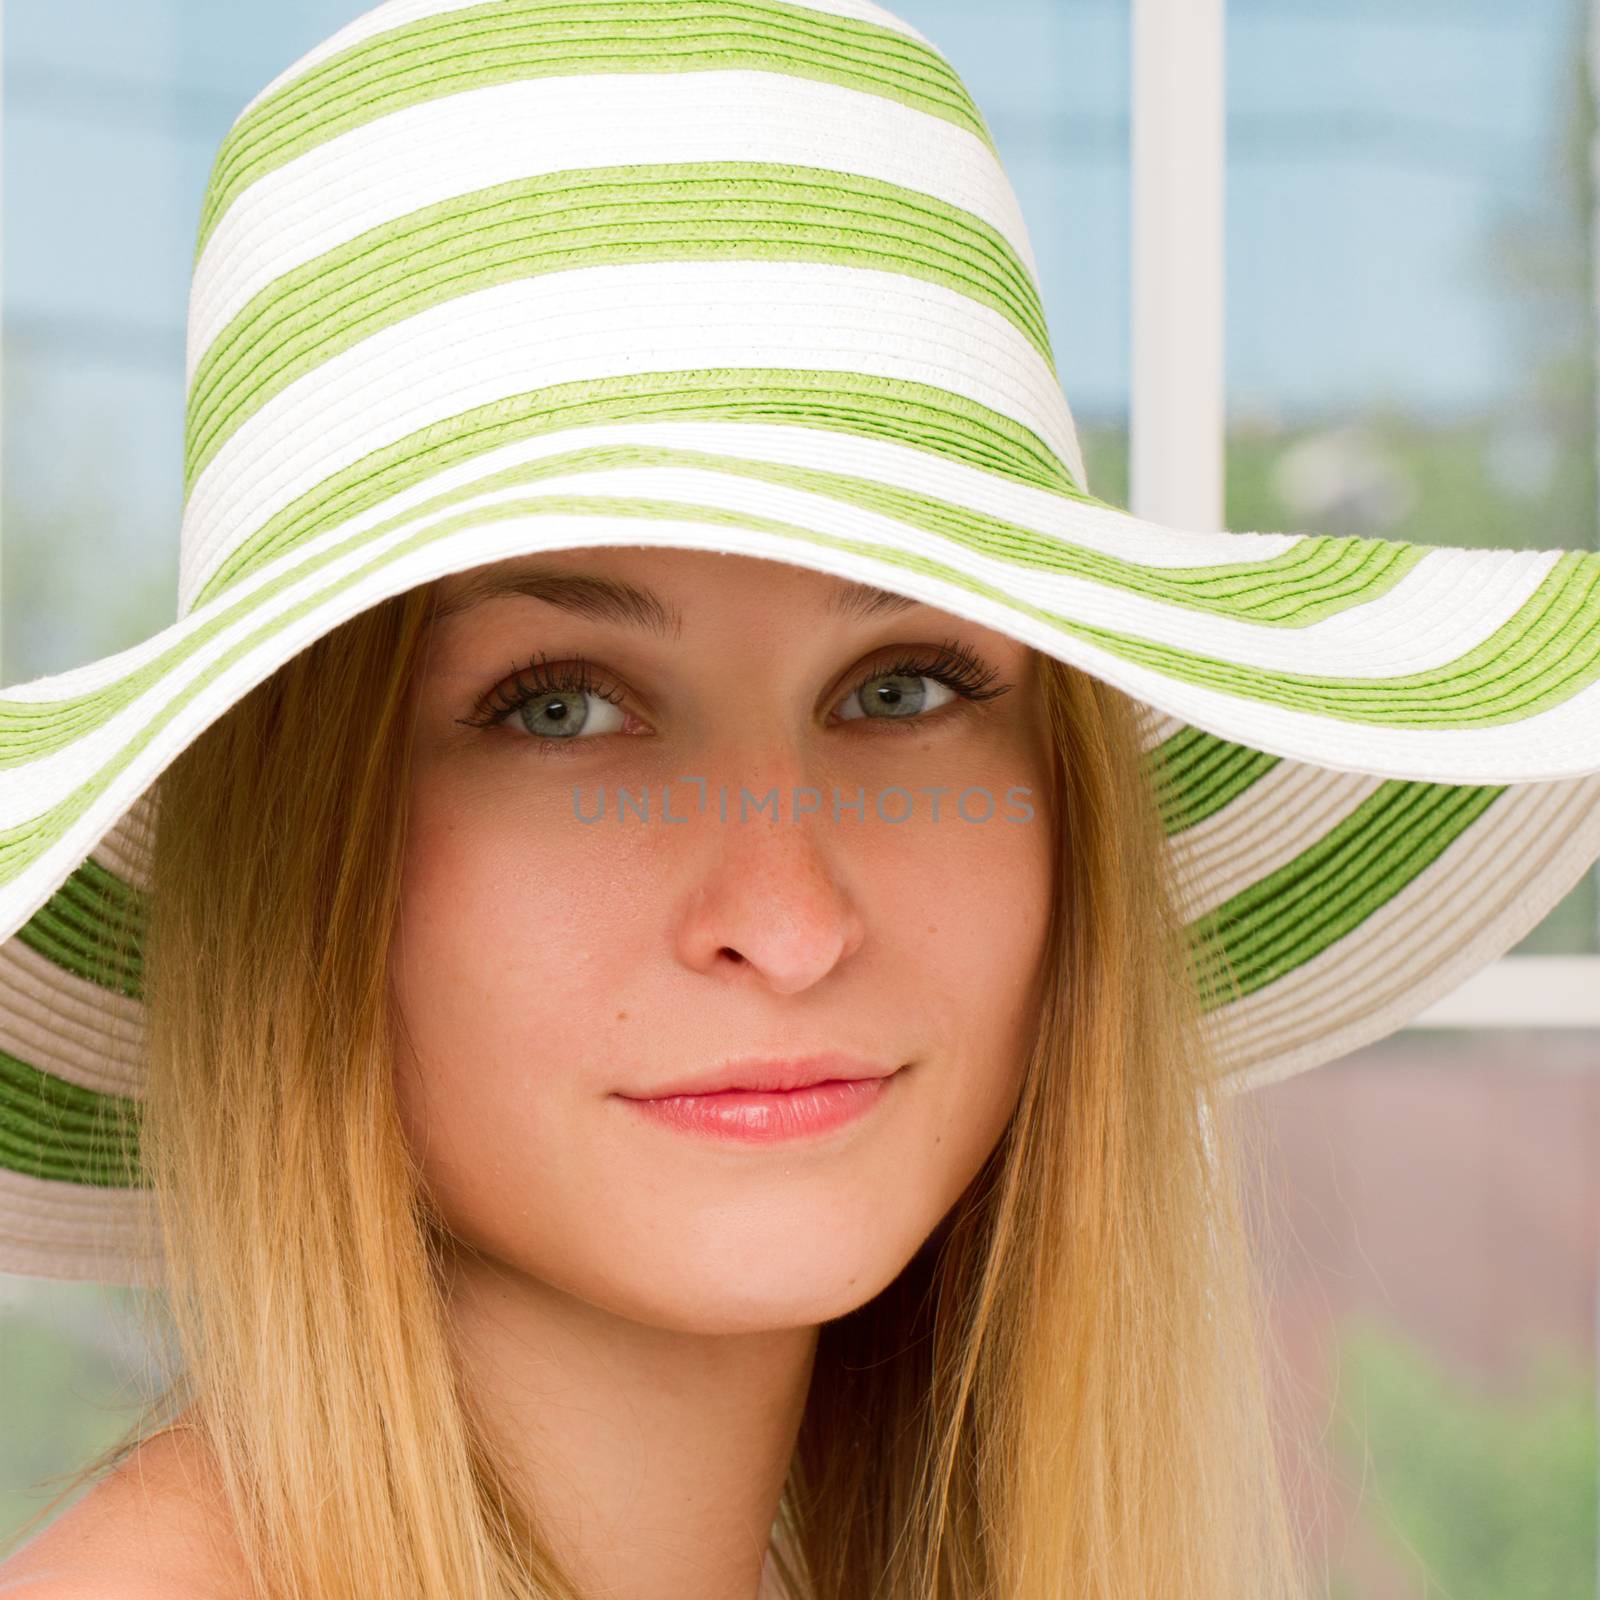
[2,1,1597,1596]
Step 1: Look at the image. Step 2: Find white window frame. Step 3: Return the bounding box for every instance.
[1130,0,1600,1030]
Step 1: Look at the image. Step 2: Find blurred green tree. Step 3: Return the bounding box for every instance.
[1330,1311,1597,1599]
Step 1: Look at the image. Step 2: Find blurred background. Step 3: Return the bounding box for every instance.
[3,1,1598,1591]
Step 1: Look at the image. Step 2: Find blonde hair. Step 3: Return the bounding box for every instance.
[5,578,1317,1599]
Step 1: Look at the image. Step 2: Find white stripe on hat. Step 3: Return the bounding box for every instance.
[190,70,1038,377]
[179,260,1082,603]
[0,938,146,1099]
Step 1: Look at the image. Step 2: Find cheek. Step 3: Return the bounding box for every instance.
[893,792,1055,1150]
[386,789,643,1258]
[392,814,575,1077]
[392,773,657,1034]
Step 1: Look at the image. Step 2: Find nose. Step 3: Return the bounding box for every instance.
[672,776,867,995]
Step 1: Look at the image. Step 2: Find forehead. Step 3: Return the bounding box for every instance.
[430,557,924,637]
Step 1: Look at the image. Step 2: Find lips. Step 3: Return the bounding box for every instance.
[619,1076,899,1143]
[622,1052,901,1100]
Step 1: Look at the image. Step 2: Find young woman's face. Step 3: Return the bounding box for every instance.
[392,546,1056,1333]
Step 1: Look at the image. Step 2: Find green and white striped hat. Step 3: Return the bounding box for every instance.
[4,0,1600,1283]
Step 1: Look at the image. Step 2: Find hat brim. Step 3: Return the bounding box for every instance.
[3,418,1599,1282]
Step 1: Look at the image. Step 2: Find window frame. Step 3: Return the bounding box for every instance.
[1129,0,1600,1031]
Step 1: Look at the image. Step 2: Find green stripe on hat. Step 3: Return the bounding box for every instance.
[0,449,1501,796]
[189,369,1085,605]
[196,0,995,261]
[1076,549,1600,726]
[185,163,1057,491]
[0,1046,145,1187]
[190,438,1422,630]
[1147,727,1281,837]
[0,452,1592,889]
[1191,778,1504,1006]
[13,855,145,1000]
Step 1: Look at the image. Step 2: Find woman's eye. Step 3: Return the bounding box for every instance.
[454,654,640,745]
[835,671,958,723]
[505,684,627,741]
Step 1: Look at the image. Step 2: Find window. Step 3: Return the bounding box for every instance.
[1128,0,1600,1013]
[1126,0,1600,1589]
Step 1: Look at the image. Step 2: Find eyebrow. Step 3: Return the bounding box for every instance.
[430,565,922,633]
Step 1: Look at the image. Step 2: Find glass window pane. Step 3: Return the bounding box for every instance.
[1225,1,1599,954]
[1,1,366,686]
[1254,1028,1600,1595]
[895,0,1135,509]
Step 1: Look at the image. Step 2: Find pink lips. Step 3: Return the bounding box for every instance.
[617,1056,903,1143]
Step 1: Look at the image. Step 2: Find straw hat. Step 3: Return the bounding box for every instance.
[4,0,1598,1282]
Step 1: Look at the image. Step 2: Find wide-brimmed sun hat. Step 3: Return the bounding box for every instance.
[4,0,1599,1284]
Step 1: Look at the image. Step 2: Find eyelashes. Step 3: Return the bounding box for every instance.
[454,634,1013,749]
[868,638,1011,707]
[458,653,626,734]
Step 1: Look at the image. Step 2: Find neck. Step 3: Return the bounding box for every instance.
[444,1247,817,1600]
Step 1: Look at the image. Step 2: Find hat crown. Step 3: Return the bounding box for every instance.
[175,0,1083,619]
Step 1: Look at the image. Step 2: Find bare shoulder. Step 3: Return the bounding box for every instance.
[0,1426,248,1598]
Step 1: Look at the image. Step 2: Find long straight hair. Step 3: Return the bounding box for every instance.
[5,576,1315,1599]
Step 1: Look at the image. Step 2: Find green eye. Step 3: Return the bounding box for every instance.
[457,653,630,741]
[837,671,958,721]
